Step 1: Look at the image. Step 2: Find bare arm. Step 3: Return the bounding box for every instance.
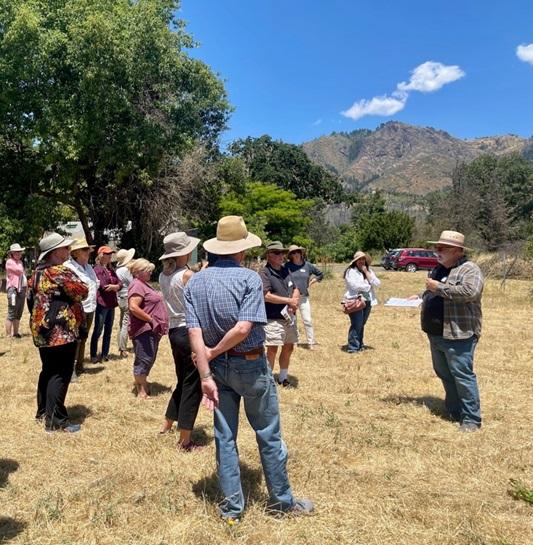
[204,321,253,361]
[128,295,151,322]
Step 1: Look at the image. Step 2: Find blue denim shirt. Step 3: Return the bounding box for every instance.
[184,259,267,351]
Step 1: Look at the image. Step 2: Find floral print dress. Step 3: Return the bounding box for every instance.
[29,264,89,348]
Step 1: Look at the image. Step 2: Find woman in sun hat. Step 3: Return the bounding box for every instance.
[64,237,99,379]
[5,243,27,339]
[115,248,136,358]
[90,245,121,362]
[128,258,169,399]
[284,244,323,350]
[28,233,88,432]
[342,251,381,353]
[158,232,204,450]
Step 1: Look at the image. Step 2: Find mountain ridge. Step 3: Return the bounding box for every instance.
[302,121,530,195]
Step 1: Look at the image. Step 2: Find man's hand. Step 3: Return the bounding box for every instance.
[201,378,219,411]
[288,295,299,309]
[426,278,440,293]
[407,294,420,301]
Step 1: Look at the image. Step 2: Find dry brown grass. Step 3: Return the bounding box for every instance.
[1,271,532,545]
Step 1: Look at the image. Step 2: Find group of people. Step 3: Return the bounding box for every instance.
[3,218,484,522]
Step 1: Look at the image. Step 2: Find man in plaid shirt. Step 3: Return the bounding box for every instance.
[421,230,484,432]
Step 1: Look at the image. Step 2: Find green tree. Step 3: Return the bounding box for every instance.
[0,0,229,249]
[219,182,314,246]
[228,135,345,203]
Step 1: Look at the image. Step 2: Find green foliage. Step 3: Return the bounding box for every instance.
[0,0,229,249]
[508,479,533,505]
[355,210,414,252]
[228,135,345,203]
[219,182,314,246]
[321,224,360,262]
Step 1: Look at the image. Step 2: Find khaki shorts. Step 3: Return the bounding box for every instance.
[264,319,299,346]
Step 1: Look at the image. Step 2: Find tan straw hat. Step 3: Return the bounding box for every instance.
[349,250,372,268]
[70,237,95,253]
[38,232,74,261]
[427,230,470,249]
[203,216,262,255]
[159,233,200,260]
[116,248,136,267]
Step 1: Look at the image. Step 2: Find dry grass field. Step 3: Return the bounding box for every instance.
[1,270,532,545]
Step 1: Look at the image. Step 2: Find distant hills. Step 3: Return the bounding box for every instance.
[302,121,532,195]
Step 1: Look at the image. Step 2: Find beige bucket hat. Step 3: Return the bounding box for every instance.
[38,232,74,261]
[116,248,136,267]
[287,244,305,255]
[349,250,372,268]
[203,216,262,255]
[428,230,470,250]
[159,232,200,260]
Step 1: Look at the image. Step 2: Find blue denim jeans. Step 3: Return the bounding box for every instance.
[428,334,481,426]
[90,305,115,359]
[210,353,294,518]
[347,305,372,351]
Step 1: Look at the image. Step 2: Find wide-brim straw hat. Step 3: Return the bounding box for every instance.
[116,248,136,267]
[9,243,25,253]
[38,233,74,262]
[427,230,471,250]
[203,216,262,255]
[159,233,200,260]
[349,250,372,268]
[287,244,305,255]
[70,237,95,253]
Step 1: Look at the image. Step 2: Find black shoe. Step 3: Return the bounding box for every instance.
[277,379,294,389]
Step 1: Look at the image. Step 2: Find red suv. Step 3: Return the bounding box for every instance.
[391,248,438,272]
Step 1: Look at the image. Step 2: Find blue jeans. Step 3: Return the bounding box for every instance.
[428,334,481,426]
[347,305,372,351]
[90,305,115,359]
[210,353,294,518]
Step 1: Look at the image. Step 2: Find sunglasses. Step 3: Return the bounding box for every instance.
[435,246,455,252]
[269,250,285,256]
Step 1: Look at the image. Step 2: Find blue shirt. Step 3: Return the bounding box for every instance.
[184,259,267,352]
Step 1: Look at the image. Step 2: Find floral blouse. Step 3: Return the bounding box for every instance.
[29,264,88,348]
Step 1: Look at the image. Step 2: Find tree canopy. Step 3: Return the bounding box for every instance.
[0,0,229,250]
[228,135,345,203]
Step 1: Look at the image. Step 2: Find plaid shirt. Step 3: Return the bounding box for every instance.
[184,259,267,351]
[428,256,484,339]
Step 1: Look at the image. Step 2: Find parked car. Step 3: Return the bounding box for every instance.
[391,248,438,272]
[381,249,403,270]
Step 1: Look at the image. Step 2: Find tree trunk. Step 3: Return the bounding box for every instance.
[74,198,93,244]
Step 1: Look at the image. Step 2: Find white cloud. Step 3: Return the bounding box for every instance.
[516,43,533,65]
[341,94,407,121]
[397,61,465,93]
[342,60,464,121]
[312,118,323,126]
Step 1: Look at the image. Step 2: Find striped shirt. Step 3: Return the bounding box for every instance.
[423,257,484,339]
[184,259,267,352]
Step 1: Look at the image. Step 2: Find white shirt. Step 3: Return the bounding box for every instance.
[159,267,188,329]
[343,267,381,306]
[116,266,133,299]
[65,258,100,313]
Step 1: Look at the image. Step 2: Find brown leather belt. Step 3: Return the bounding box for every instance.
[226,347,264,358]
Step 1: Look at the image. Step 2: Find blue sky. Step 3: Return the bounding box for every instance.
[180,0,533,145]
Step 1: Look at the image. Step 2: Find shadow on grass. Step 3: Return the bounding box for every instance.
[381,394,451,421]
[81,365,105,375]
[191,425,214,447]
[273,374,299,388]
[0,459,19,488]
[148,382,172,397]
[68,404,92,424]
[192,462,266,508]
[0,517,27,542]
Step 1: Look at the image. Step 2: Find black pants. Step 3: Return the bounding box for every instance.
[36,342,77,430]
[165,327,202,430]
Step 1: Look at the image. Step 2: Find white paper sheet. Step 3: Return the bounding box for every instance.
[384,297,422,308]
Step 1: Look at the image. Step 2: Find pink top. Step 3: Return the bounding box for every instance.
[128,278,169,339]
[6,258,26,291]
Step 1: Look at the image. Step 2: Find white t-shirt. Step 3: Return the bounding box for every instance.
[116,266,133,299]
[64,258,100,313]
